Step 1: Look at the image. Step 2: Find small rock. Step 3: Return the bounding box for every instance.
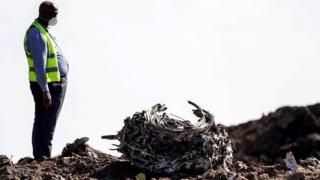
[234,174,248,180]
[62,137,90,157]
[0,155,12,167]
[287,172,305,180]
[135,173,146,180]
[202,169,234,180]
[245,172,258,180]
[258,173,269,180]
[262,166,278,177]
[234,161,248,171]
[17,157,33,165]
[60,157,72,166]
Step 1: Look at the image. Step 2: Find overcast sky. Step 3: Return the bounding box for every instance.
[1,0,320,161]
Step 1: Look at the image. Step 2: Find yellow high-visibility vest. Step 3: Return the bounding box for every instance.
[24,20,60,82]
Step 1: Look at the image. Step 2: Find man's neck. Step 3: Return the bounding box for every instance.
[36,17,48,29]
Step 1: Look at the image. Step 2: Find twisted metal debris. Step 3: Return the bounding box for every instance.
[102,101,233,174]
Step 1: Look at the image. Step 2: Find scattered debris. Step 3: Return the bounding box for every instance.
[1,140,320,179]
[233,161,248,172]
[62,137,90,157]
[103,101,233,174]
[1,103,320,179]
[0,155,12,167]
[300,157,320,168]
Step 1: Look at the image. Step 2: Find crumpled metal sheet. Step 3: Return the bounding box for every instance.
[284,151,299,173]
[102,101,233,174]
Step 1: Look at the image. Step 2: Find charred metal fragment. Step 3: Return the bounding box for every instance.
[102,101,233,174]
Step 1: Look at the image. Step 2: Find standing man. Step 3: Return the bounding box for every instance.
[24,1,69,160]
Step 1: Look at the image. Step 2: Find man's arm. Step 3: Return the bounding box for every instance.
[27,27,48,92]
[27,28,52,108]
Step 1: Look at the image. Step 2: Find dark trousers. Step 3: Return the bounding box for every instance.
[30,77,67,159]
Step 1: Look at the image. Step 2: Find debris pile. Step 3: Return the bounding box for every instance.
[103,101,233,174]
[2,103,320,179]
[1,139,320,179]
[0,138,132,179]
[228,103,320,164]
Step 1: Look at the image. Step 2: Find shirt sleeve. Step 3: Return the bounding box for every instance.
[27,27,49,92]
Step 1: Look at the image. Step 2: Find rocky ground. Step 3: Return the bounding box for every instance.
[227,103,320,165]
[1,103,320,179]
[2,138,320,180]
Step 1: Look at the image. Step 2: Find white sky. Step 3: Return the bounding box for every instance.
[0,0,320,162]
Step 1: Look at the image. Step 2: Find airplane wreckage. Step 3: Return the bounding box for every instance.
[102,101,233,174]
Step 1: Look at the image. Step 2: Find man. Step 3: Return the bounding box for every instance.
[24,1,69,159]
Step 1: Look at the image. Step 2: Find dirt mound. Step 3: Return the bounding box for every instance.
[0,138,138,179]
[228,103,320,165]
[1,137,320,179]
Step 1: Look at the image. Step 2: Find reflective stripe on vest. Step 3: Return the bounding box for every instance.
[29,67,59,73]
[24,20,60,83]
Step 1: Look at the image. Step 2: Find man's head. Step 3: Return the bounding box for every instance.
[38,1,58,24]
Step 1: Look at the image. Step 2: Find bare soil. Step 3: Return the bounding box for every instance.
[1,103,320,179]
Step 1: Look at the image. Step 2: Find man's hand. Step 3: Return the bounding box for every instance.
[43,91,52,109]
